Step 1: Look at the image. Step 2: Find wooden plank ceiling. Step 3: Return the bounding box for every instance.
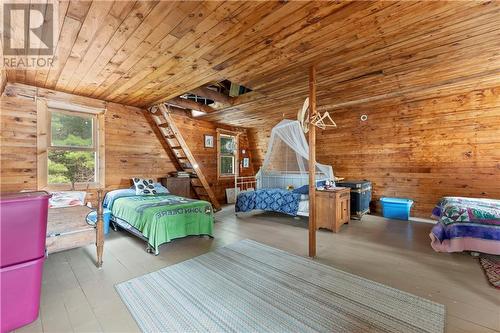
[5,0,500,127]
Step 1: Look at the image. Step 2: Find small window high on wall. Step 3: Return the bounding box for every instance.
[48,110,97,187]
[217,131,238,179]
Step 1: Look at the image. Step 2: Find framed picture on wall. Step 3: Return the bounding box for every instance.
[243,157,250,168]
[204,135,214,148]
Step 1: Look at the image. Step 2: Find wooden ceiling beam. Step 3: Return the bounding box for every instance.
[166,96,216,114]
[188,86,235,106]
[197,91,267,118]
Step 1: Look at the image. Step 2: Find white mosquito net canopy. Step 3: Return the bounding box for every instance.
[256,119,334,189]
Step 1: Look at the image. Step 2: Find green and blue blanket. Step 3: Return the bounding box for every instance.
[107,192,214,252]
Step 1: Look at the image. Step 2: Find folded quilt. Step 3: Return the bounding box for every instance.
[432,197,500,221]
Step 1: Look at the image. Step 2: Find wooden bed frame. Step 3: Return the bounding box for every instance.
[46,190,105,267]
[46,205,95,253]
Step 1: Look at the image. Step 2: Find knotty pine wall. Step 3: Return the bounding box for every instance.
[0,84,252,204]
[1,96,38,191]
[168,112,255,202]
[0,95,177,201]
[249,87,500,218]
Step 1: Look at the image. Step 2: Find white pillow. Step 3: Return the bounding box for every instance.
[132,178,157,195]
[153,183,169,194]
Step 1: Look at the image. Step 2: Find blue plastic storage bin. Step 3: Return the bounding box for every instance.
[380,197,413,220]
[86,208,111,235]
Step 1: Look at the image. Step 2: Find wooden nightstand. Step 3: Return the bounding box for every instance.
[160,177,193,198]
[315,187,351,232]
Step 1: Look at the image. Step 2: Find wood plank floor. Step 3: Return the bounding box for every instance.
[16,206,500,333]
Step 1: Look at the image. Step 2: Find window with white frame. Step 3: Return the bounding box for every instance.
[47,109,99,188]
[218,133,237,178]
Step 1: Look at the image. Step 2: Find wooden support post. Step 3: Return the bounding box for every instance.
[308,65,317,258]
[96,189,104,268]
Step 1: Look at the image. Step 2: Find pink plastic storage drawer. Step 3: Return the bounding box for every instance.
[0,256,44,333]
[0,191,51,268]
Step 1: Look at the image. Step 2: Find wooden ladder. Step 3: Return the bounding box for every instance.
[150,104,221,211]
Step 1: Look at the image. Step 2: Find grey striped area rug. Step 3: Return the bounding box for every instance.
[116,239,445,333]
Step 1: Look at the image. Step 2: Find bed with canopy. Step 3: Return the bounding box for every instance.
[235,119,334,217]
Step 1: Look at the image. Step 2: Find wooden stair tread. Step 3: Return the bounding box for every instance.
[151,105,221,211]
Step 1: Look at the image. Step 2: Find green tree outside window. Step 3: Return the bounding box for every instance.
[48,111,97,189]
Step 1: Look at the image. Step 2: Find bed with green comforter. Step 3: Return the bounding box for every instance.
[104,190,214,253]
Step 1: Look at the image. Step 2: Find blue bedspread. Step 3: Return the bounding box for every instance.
[235,188,301,216]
